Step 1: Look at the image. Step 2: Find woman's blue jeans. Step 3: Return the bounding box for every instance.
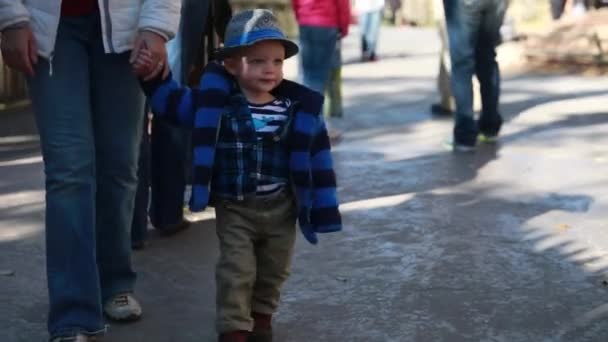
[27,14,144,338]
[298,25,339,95]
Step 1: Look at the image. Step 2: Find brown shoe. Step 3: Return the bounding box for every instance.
[219,331,249,342]
[248,329,272,342]
[249,312,272,342]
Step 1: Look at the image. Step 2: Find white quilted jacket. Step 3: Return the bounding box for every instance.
[0,0,181,59]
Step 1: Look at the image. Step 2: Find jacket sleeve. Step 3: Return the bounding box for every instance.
[141,62,232,128]
[141,73,199,127]
[0,0,29,31]
[139,0,181,41]
[309,117,342,234]
[336,0,351,38]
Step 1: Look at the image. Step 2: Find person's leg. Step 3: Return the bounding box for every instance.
[131,112,151,248]
[432,19,454,116]
[148,0,207,231]
[149,119,190,231]
[215,201,258,335]
[324,41,344,119]
[550,0,567,19]
[443,0,482,146]
[366,10,383,58]
[251,192,297,334]
[27,15,105,338]
[476,1,507,138]
[439,18,454,112]
[298,25,339,94]
[359,12,371,59]
[89,19,144,304]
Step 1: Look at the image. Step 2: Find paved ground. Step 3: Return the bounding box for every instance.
[2,26,608,342]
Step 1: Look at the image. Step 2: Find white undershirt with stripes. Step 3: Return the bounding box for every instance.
[249,97,291,196]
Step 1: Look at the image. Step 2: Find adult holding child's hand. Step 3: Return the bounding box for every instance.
[130,30,171,80]
[0,0,180,341]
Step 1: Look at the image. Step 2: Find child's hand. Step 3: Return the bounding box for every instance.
[132,47,155,78]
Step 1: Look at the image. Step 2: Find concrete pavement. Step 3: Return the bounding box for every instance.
[2,26,608,342]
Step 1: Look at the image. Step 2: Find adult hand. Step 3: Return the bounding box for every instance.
[130,30,169,81]
[1,25,38,77]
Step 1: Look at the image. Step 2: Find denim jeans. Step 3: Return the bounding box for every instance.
[359,10,382,56]
[132,115,151,244]
[298,25,339,94]
[131,0,210,243]
[27,14,144,338]
[443,0,507,146]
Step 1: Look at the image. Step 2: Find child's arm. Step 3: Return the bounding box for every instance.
[132,48,197,126]
[134,50,232,128]
[140,72,198,127]
[310,118,342,234]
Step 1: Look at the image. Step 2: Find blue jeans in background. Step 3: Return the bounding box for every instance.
[298,25,339,94]
[131,0,210,244]
[443,0,507,146]
[359,10,382,58]
[27,14,144,338]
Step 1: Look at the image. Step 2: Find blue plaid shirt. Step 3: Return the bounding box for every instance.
[211,94,292,201]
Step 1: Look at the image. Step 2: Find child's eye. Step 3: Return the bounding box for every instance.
[251,59,264,64]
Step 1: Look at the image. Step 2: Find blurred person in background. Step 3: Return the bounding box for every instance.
[430,0,455,116]
[442,0,508,152]
[291,0,350,92]
[355,0,385,61]
[291,0,351,142]
[388,0,403,25]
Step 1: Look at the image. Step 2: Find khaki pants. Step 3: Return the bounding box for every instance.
[214,189,297,333]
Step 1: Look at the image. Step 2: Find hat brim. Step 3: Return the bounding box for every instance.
[214,38,299,60]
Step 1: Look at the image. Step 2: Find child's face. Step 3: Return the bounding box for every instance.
[225,40,285,96]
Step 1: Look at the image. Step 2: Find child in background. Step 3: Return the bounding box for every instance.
[133,9,342,342]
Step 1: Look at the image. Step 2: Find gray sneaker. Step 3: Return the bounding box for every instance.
[50,334,101,342]
[103,293,142,322]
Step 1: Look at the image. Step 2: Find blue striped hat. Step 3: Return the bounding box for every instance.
[216,9,299,60]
